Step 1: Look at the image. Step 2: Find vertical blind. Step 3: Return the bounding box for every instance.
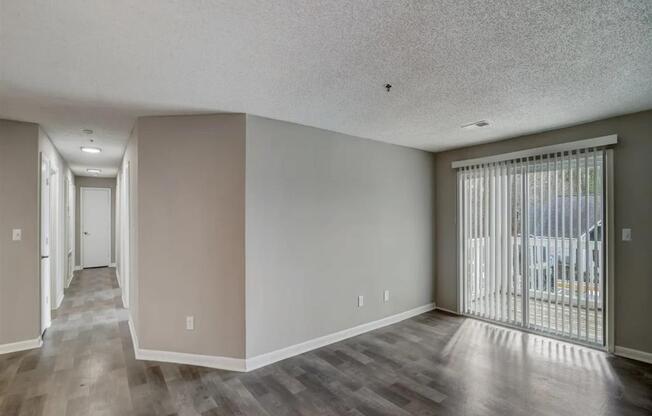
[458,148,605,346]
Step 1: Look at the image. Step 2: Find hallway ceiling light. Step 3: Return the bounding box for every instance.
[87,168,102,174]
[81,146,102,153]
[81,129,94,134]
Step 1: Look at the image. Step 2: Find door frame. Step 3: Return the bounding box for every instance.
[49,165,60,310]
[39,153,51,334]
[605,149,615,353]
[80,186,112,268]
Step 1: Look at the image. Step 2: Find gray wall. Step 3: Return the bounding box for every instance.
[245,115,436,357]
[137,114,246,358]
[75,176,116,266]
[0,120,40,345]
[435,110,652,354]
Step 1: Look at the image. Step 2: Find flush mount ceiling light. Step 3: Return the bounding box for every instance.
[81,129,94,134]
[80,146,101,153]
[87,168,102,174]
[461,120,490,129]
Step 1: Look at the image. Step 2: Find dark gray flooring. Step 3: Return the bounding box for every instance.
[0,267,650,415]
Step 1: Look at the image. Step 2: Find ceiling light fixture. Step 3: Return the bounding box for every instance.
[87,169,102,174]
[80,146,102,153]
[82,129,94,134]
[461,120,490,129]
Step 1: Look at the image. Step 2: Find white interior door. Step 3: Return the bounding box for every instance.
[81,187,111,268]
[40,154,51,333]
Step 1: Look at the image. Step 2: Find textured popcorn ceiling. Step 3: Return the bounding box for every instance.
[1,1,651,175]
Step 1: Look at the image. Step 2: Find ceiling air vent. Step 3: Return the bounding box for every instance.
[461,120,490,129]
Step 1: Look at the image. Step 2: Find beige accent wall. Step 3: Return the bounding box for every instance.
[435,110,652,354]
[74,176,116,266]
[0,120,40,344]
[136,114,246,358]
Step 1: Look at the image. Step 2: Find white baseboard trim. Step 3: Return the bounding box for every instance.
[138,348,247,372]
[55,291,64,309]
[74,265,82,271]
[126,303,435,373]
[245,302,436,371]
[128,316,245,371]
[109,262,116,268]
[65,273,73,288]
[614,346,652,364]
[128,316,139,350]
[0,337,43,355]
[435,306,460,315]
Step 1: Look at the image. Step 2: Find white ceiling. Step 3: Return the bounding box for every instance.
[1,1,651,176]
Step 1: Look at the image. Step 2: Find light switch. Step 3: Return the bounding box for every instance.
[622,228,632,242]
[384,290,390,302]
[358,295,364,307]
[186,316,194,330]
[12,229,22,241]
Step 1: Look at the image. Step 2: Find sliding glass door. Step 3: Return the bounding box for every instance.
[458,149,605,346]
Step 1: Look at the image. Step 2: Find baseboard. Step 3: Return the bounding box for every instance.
[128,316,139,350]
[245,302,436,371]
[0,337,43,355]
[128,316,245,371]
[65,272,73,288]
[126,303,435,373]
[435,306,460,315]
[615,346,652,365]
[74,265,82,271]
[110,262,116,268]
[137,348,247,372]
[55,291,64,309]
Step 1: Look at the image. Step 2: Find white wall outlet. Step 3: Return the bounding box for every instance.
[12,229,22,241]
[384,290,390,302]
[622,228,632,242]
[358,295,364,307]
[186,315,194,330]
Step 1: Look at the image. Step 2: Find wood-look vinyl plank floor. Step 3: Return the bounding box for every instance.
[1,267,650,415]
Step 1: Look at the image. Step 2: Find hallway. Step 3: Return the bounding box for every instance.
[0,268,131,415]
[1,268,651,416]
